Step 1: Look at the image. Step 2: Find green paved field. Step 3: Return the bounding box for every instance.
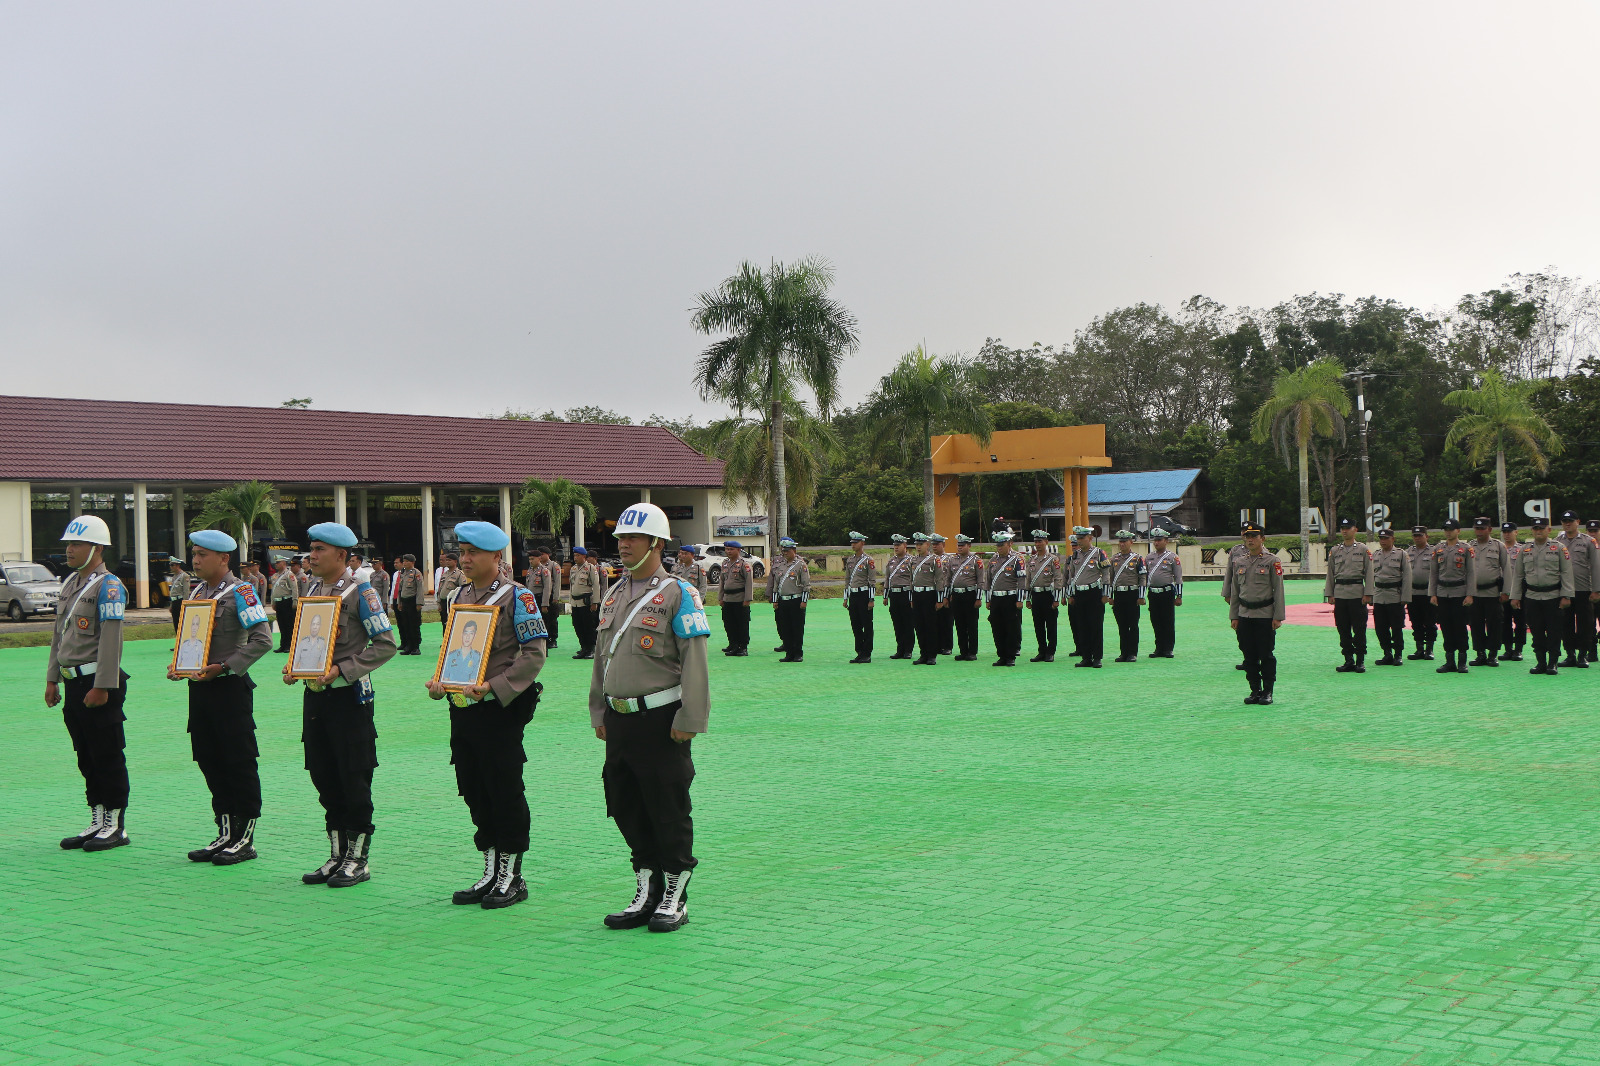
[3,585,1599,1065]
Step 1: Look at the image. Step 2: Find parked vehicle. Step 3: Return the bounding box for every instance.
[1,561,62,621]
[680,543,765,584]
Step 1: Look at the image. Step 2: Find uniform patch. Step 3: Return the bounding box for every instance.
[641,615,659,627]
[76,616,90,631]
[638,634,654,650]
[604,597,615,607]
[362,589,383,614]
[652,594,665,604]
[238,585,259,607]
[1273,562,1283,575]
[519,592,537,612]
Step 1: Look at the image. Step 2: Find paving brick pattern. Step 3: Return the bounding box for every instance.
[2,586,1598,1064]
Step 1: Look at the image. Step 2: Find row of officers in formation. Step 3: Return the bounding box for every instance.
[43,505,708,933]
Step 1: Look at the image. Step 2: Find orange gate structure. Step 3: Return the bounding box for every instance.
[929,425,1113,542]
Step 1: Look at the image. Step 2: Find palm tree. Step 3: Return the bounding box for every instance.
[1251,359,1350,572]
[703,399,842,516]
[512,477,598,543]
[1444,369,1562,525]
[863,346,994,530]
[189,480,282,556]
[691,257,859,540]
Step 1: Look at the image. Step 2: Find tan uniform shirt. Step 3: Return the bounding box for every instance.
[944,551,984,593]
[719,556,756,605]
[883,551,915,600]
[435,567,465,608]
[910,552,943,594]
[447,578,547,704]
[1026,551,1064,600]
[767,556,812,601]
[1106,550,1146,596]
[985,548,1028,603]
[1065,546,1110,593]
[1369,547,1412,605]
[568,560,602,604]
[1509,541,1574,601]
[192,573,274,675]
[1470,537,1511,596]
[1324,543,1374,600]
[1406,544,1434,599]
[395,568,422,601]
[1229,551,1286,621]
[1429,542,1476,599]
[1556,531,1598,591]
[589,564,711,733]
[675,560,708,598]
[304,571,399,682]
[844,552,877,594]
[1144,549,1182,593]
[169,570,192,601]
[47,563,125,682]
[526,561,554,607]
[1221,543,1250,599]
[271,568,300,604]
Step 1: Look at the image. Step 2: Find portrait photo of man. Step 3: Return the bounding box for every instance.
[174,614,207,672]
[293,611,330,674]
[439,618,484,686]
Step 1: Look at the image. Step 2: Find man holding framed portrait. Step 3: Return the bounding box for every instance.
[167,529,273,866]
[425,521,548,911]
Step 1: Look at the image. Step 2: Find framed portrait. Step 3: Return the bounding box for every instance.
[170,600,217,679]
[289,597,341,679]
[432,603,499,692]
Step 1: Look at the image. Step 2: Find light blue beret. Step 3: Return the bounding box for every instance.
[189,529,237,552]
[454,520,509,552]
[306,522,358,548]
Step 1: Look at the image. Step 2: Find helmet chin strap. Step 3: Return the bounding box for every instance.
[72,546,100,573]
[625,538,662,574]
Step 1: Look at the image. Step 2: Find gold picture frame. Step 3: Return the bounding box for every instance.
[288,597,342,679]
[432,603,499,692]
[170,600,217,679]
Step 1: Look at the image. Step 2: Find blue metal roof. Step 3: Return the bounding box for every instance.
[1086,469,1200,506]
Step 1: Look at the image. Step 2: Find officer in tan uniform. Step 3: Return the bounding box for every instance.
[1429,519,1476,674]
[394,555,424,654]
[1143,531,1183,658]
[944,534,984,661]
[767,538,811,662]
[1106,531,1147,663]
[1324,518,1374,672]
[434,553,465,641]
[271,558,300,653]
[541,547,564,651]
[1406,526,1437,660]
[930,533,954,655]
[589,502,710,933]
[567,546,604,659]
[985,531,1027,666]
[1499,523,1527,660]
[1368,527,1412,666]
[1468,516,1511,666]
[883,534,916,659]
[1221,528,1253,670]
[675,546,709,599]
[716,541,755,657]
[1066,526,1110,668]
[909,533,943,665]
[1229,522,1285,705]
[1556,510,1598,667]
[843,532,877,664]
[168,558,191,633]
[1025,531,1063,662]
[1509,516,1574,675]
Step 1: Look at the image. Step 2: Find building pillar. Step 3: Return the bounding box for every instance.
[572,504,586,550]
[134,483,150,609]
[0,482,31,563]
[172,486,186,559]
[421,486,435,593]
[334,485,348,527]
[69,484,83,519]
[499,486,514,566]
[114,489,128,564]
[357,488,369,538]
[640,487,651,503]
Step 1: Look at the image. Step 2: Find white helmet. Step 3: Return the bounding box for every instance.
[615,502,671,540]
[60,515,113,546]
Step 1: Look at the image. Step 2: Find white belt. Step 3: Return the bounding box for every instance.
[914,585,935,592]
[991,589,1016,597]
[777,593,803,600]
[60,661,98,679]
[607,685,683,714]
[1147,585,1174,592]
[1031,587,1054,593]
[848,586,873,593]
[1074,584,1098,591]
[1114,585,1141,592]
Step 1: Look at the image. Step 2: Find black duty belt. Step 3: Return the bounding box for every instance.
[1526,582,1560,593]
[1476,578,1503,590]
[1239,597,1275,610]
[1437,580,1465,587]
[1375,580,1401,589]
[1335,577,1364,585]
[1411,582,1429,590]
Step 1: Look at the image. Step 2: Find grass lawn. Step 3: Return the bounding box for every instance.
[2,585,1598,1064]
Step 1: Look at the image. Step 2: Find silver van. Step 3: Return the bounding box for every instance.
[0,561,62,621]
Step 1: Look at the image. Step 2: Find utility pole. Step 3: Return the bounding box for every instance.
[1345,372,1375,535]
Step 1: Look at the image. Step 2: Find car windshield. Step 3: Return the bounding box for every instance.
[4,564,55,584]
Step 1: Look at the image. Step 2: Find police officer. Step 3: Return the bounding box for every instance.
[540,546,564,650]
[590,502,710,932]
[394,554,423,654]
[1025,531,1063,662]
[1406,526,1437,660]
[1066,526,1110,668]
[1230,523,1285,705]
[426,521,547,910]
[985,531,1027,666]
[717,541,755,656]
[1144,530,1183,658]
[1222,530,1253,670]
[945,534,984,661]
[1467,516,1510,667]
[1324,518,1374,673]
[168,558,191,632]
[243,560,268,606]
[1589,518,1600,658]
[1556,510,1598,668]
[1105,531,1146,663]
[567,546,603,659]
[1369,527,1412,666]
[843,532,877,663]
[525,547,556,649]
[368,556,391,608]
[909,533,943,665]
[1499,523,1526,660]
[284,523,397,888]
[767,538,810,662]
[435,553,465,641]
[675,546,708,599]
[170,529,273,865]
[46,515,132,852]
[930,533,954,655]
[1429,519,1476,674]
[270,557,300,653]
[1509,516,1573,675]
[883,534,916,659]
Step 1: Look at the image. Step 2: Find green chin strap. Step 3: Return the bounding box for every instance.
[624,538,662,574]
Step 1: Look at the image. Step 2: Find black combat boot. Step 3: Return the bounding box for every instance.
[326,832,370,888]
[303,830,345,884]
[212,817,257,865]
[454,849,498,904]
[605,867,663,930]
[1422,638,1436,660]
[481,852,528,909]
[1258,689,1274,705]
[189,815,232,862]
[1352,656,1366,673]
[61,805,104,850]
[648,869,691,932]
[81,808,129,852]
[1406,638,1426,660]
[1336,654,1356,673]
[1455,650,1469,673]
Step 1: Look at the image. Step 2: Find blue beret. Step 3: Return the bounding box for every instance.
[723,540,741,548]
[189,529,238,552]
[454,520,509,552]
[306,522,358,548]
[571,546,588,556]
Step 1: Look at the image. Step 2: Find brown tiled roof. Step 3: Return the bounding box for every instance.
[0,395,724,488]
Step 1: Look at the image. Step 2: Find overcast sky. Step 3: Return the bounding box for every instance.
[3,2,1596,421]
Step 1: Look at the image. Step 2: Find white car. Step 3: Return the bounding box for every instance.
[0,562,62,621]
[680,543,765,584]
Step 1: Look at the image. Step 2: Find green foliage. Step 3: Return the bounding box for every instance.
[701,401,842,513]
[189,481,282,549]
[1444,368,1562,523]
[512,477,597,539]
[280,398,312,408]
[791,469,923,544]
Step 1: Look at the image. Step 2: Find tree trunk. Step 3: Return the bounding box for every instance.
[770,396,789,542]
[922,421,937,532]
[1495,449,1508,527]
[1298,438,1311,574]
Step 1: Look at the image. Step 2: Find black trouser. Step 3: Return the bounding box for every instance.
[1435,595,1469,654]
[1110,590,1140,658]
[603,703,695,874]
[1332,597,1368,658]
[721,602,750,650]
[451,686,537,853]
[1071,590,1105,662]
[544,602,560,646]
[1527,597,1563,666]
[774,597,805,657]
[887,589,915,656]
[572,598,597,652]
[62,673,130,810]
[1564,593,1596,661]
[940,595,955,654]
[274,600,296,652]
[987,595,1022,660]
[1503,596,1526,652]
[912,590,939,660]
[846,589,874,658]
[949,589,980,656]
[1236,618,1276,694]
[1407,594,1435,647]
[396,596,422,651]
[1470,594,1503,656]
[188,675,261,819]
[302,685,378,835]
[169,601,182,631]
[1372,602,1406,658]
[1146,588,1176,654]
[1029,594,1059,656]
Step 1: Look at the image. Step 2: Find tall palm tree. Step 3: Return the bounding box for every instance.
[1251,359,1350,572]
[863,346,994,530]
[189,480,282,557]
[1444,369,1562,525]
[691,257,859,540]
[512,477,598,542]
[703,399,842,516]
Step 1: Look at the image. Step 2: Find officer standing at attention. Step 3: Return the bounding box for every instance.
[168,558,191,633]
[1066,526,1110,668]
[170,529,273,865]
[1230,523,1285,705]
[1509,516,1573,675]
[271,558,300,654]
[243,560,268,606]
[716,541,754,657]
[590,502,710,933]
[1406,526,1437,660]
[675,546,708,600]
[1222,530,1253,671]
[985,530,1027,667]
[1555,511,1598,668]
[1324,518,1374,673]
[1589,519,1600,659]
[1025,530,1063,662]
[46,515,133,853]
[567,546,603,659]
[1106,531,1147,663]
[883,534,916,659]
[767,537,810,662]
[1468,516,1510,667]
[909,533,943,665]
[394,555,424,655]
[368,556,391,608]
[1143,531,1183,658]
[425,521,547,910]
[435,553,465,642]
[284,522,397,888]
[1369,527,1412,666]
[1429,519,1476,674]
[945,534,984,661]
[1499,523,1527,660]
[843,532,877,664]
[930,533,954,655]
[540,546,564,651]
